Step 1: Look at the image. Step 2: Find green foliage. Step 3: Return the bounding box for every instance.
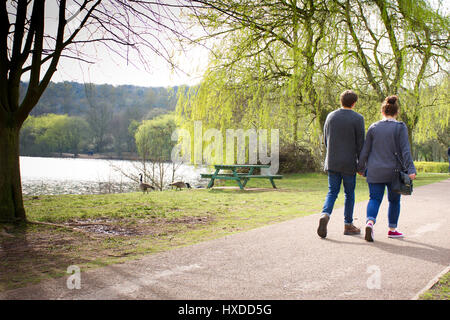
[175,0,449,170]
[414,161,449,173]
[17,81,184,156]
[412,78,449,161]
[175,0,334,166]
[20,114,89,156]
[419,272,450,300]
[21,81,180,117]
[135,114,177,161]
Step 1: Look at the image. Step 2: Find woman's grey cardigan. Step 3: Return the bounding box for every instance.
[357,119,416,184]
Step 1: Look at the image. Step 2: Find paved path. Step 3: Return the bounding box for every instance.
[1,179,449,300]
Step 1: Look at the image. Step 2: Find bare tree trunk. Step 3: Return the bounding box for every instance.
[0,123,26,222]
[158,161,165,191]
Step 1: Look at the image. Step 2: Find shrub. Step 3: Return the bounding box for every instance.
[278,144,320,173]
[414,162,449,173]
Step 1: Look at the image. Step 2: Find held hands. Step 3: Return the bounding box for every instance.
[357,169,415,180]
[357,169,367,177]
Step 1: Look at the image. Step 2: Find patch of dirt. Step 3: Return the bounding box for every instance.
[73,224,137,236]
[63,218,138,236]
[62,215,214,236]
[163,216,211,225]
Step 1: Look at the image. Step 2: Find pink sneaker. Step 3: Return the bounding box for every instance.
[388,230,404,238]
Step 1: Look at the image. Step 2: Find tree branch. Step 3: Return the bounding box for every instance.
[342,0,384,100]
[374,0,403,94]
[0,0,10,113]
[15,0,45,125]
[7,0,28,112]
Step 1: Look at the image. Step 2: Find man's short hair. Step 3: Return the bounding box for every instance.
[340,90,358,108]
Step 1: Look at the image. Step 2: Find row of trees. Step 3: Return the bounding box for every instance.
[20,114,89,156]
[20,111,177,159]
[23,81,179,117]
[18,81,181,156]
[20,111,180,191]
[176,0,449,168]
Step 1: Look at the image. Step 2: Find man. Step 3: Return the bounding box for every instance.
[317,90,365,238]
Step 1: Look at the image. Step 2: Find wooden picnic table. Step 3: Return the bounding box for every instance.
[200,164,282,190]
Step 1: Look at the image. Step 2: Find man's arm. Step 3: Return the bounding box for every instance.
[356,116,365,158]
[357,126,371,174]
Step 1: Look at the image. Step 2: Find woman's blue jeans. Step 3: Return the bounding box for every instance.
[321,171,356,225]
[366,182,401,228]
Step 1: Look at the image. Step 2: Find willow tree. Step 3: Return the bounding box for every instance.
[135,114,178,190]
[183,0,339,144]
[413,77,449,160]
[0,0,193,222]
[336,0,449,145]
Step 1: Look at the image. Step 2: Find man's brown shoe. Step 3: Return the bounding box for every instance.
[344,224,361,235]
[317,214,330,238]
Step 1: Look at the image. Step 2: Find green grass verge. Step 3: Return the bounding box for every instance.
[419,272,450,300]
[0,172,448,291]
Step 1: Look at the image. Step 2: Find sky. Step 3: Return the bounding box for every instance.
[52,42,210,88]
[36,1,212,88]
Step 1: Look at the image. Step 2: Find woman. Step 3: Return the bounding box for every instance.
[357,95,416,242]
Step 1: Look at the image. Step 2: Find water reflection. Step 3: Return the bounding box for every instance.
[20,156,208,195]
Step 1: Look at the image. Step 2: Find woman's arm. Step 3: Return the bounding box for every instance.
[323,117,329,149]
[398,123,416,178]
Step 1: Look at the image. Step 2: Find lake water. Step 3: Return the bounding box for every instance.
[20,156,210,195]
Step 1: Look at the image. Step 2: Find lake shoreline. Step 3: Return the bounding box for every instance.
[20,152,141,161]
[19,156,210,196]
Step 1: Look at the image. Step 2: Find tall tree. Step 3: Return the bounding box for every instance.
[336,0,449,145]
[183,0,337,142]
[182,0,448,149]
[135,114,178,190]
[0,0,195,222]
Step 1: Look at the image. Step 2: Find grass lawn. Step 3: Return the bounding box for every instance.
[419,272,450,300]
[0,172,448,291]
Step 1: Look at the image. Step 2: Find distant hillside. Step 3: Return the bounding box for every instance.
[19,81,189,157]
[20,81,184,117]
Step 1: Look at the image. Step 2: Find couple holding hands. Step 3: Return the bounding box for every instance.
[317,90,416,242]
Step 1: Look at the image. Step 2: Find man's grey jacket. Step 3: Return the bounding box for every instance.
[323,108,365,176]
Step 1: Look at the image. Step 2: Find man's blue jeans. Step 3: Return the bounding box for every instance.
[366,182,401,228]
[321,171,356,225]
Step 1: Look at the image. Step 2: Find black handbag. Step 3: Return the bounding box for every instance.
[392,169,413,195]
[391,123,413,195]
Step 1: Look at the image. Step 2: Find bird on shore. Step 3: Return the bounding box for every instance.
[139,174,155,193]
[169,181,191,190]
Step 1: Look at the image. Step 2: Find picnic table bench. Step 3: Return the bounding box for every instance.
[200,164,282,190]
